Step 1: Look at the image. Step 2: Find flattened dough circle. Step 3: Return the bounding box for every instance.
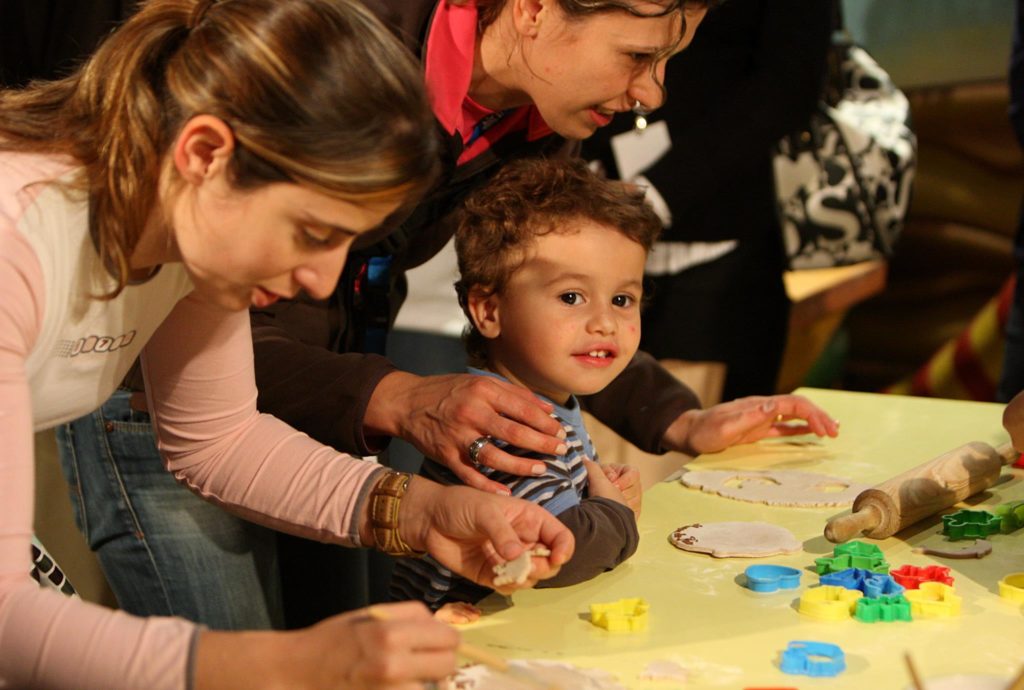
[681,469,868,507]
[669,521,802,558]
[443,661,627,690]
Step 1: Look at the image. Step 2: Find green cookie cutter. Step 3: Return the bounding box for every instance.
[854,595,912,623]
[941,509,1002,540]
[814,541,889,575]
[994,501,1024,534]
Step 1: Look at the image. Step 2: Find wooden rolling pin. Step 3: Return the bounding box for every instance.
[824,440,1018,543]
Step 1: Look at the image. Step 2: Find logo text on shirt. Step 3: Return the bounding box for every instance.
[55,331,137,358]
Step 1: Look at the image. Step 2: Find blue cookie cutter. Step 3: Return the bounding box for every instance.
[779,640,846,677]
[820,567,904,598]
[744,565,802,593]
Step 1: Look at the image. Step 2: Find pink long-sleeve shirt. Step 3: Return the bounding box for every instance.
[0,151,384,689]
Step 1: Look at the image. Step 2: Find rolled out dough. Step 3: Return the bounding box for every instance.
[681,469,868,507]
[669,521,802,558]
[443,661,626,690]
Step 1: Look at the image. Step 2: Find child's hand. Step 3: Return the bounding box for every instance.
[583,459,635,518]
[434,601,482,625]
[600,463,642,518]
[662,394,840,456]
[1004,390,1024,452]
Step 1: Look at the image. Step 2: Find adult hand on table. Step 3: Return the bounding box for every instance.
[395,479,575,593]
[365,371,566,494]
[195,601,458,690]
[661,394,840,456]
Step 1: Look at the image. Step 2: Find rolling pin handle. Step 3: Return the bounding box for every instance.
[996,441,1020,466]
[824,504,881,543]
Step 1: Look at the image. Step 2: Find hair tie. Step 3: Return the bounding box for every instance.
[187,0,217,30]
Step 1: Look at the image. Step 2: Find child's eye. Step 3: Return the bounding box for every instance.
[559,292,582,305]
[612,294,635,308]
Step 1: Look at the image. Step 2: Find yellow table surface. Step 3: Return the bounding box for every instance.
[461,388,1024,688]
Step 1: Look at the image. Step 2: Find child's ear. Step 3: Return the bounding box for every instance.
[466,288,502,339]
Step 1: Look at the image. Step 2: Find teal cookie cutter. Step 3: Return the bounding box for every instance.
[941,509,1002,540]
[779,641,846,677]
[814,541,889,575]
[744,565,802,593]
[853,594,912,623]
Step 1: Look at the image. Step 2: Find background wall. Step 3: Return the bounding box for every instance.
[836,0,1024,394]
[844,0,1014,87]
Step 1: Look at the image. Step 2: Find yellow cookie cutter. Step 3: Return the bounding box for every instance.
[798,585,863,620]
[904,582,962,618]
[589,597,649,632]
[998,572,1024,603]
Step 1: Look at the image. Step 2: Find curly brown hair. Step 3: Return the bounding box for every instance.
[454,156,662,367]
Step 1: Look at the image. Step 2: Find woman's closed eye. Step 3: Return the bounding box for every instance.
[298,224,344,249]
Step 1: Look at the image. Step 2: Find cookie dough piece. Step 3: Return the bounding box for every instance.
[681,469,868,507]
[492,546,552,586]
[669,521,802,558]
[444,661,626,690]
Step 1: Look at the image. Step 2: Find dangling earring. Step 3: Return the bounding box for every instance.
[632,99,651,132]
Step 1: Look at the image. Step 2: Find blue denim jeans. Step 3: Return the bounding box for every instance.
[55,390,284,629]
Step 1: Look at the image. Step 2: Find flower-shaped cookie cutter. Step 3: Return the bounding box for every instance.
[744,565,802,593]
[819,567,904,598]
[589,597,649,632]
[779,641,846,677]
[814,541,889,575]
[890,564,954,590]
[903,582,962,618]
[941,509,1003,540]
[798,585,862,620]
[853,594,912,623]
[998,572,1024,603]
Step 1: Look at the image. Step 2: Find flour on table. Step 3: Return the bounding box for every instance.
[669,521,802,557]
[443,660,626,690]
[681,469,868,507]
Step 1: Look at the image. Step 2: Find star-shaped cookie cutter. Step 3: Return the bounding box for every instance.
[589,597,649,632]
[814,541,889,575]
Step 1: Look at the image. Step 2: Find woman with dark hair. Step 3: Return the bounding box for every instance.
[0,1,573,687]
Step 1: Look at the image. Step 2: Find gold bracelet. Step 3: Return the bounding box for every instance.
[369,471,425,558]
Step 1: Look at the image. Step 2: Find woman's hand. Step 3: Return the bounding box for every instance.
[661,394,840,456]
[365,371,566,494]
[397,479,575,592]
[194,601,458,690]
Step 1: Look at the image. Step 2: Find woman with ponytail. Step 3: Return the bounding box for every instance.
[0,1,573,687]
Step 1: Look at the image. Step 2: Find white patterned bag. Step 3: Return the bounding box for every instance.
[774,36,916,270]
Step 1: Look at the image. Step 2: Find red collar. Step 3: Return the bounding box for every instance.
[424,1,552,162]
